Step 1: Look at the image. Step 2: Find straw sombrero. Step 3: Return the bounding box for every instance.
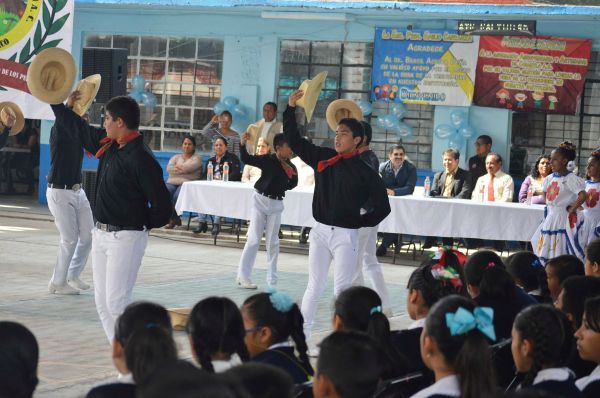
[72,74,101,116]
[167,307,191,331]
[0,102,25,136]
[296,71,328,123]
[325,99,363,132]
[27,48,76,104]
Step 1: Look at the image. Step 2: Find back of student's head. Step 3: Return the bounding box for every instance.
[334,286,410,377]
[424,294,496,398]
[114,301,172,346]
[546,255,584,285]
[408,249,466,309]
[224,363,294,398]
[560,275,600,329]
[187,296,249,373]
[0,322,39,398]
[513,304,573,386]
[315,331,384,398]
[242,290,312,375]
[464,250,515,300]
[506,251,549,298]
[585,238,600,271]
[124,325,177,383]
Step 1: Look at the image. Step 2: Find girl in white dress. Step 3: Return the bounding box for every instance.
[582,150,600,245]
[532,141,587,263]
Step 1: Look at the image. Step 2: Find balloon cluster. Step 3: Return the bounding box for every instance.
[359,100,413,140]
[129,74,157,111]
[212,96,252,134]
[434,110,476,150]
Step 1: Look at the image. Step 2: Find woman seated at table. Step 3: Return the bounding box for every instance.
[242,137,270,184]
[200,111,241,158]
[193,137,242,236]
[518,154,551,204]
[165,135,202,229]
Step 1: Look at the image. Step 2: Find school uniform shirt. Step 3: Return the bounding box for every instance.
[251,344,312,384]
[471,171,514,202]
[51,104,171,229]
[86,383,136,398]
[410,374,460,398]
[577,365,600,398]
[283,105,390,229]
[568,344,598,380]
[525,367,582,397]
[392,319,426,373]
[240,144,298,198]
[212,355,243,373]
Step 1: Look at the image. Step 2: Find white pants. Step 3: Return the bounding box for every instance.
[301,222,358,339]
[352,226,392,311]
[237,192,284,286]
[92,228,148,343]
[46,187,94,286]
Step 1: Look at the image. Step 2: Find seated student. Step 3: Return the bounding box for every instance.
[86,302,177,398]
[506,251,552,304]
[313,331,385,398]
[555,276,600,378]
[511,305,581,397]
[464,250,537,340]
[575,296,600,398]
[186,296,249,373]
[411,295,497,398]
[545,254,585,302]
[333,286,411,378]
[584,239,600,277]
[241,290,313,383]
[0,321,39,398]
[224,363,295,398]
[394,248,466,378]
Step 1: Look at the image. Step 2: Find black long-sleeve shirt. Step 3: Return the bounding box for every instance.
[240,144,298,198]
[0,127,9,150]
[360,148,380,214]
[51,104,171,229]
[283,105,390,228]
[47,118,86,186]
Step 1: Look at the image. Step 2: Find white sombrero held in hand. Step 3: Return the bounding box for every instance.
[325,99,363,132]
[167,307,191,331]
[296,71,328,123]
[72,74,101,116]
[0,102,25,136]
[27,47,76,104]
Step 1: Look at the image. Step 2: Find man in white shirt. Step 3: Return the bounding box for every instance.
[471,152,514,202]
[245,102,282,153]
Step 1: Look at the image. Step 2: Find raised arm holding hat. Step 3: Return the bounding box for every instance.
[0,102,21,149]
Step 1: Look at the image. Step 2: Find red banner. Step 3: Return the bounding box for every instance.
[473,36,591,115]
[0,59,30,94]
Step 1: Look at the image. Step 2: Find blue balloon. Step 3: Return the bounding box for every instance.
[376,117,386,129]
[222,96,239,109]
[450,110,467,128]
[129,90,144,103]
[448,132,465,150]
[232,104,248,119]
[358,100,372,116]
[132,74,146,92]
[394,122,413,138]
[383,114,400,129]
[141,92,157,109]
[434,124,455,139]
[459,125,476,139]
[391,102,407,119]
[213,101,228,115]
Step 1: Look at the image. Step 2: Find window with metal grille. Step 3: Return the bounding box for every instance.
[84,35,224,152]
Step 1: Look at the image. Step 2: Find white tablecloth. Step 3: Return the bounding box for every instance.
[175,181,544,241]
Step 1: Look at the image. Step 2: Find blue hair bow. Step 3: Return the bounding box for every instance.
[266,287,295,313]
[445,306,496,342]
[531,258,542,268]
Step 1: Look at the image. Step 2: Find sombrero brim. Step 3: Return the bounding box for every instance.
[296,71,328,123]
[0,102,25,136]
[326,99,363,132]
[72,74,102,116]
[27,48,76,104]
[167,307,191,331]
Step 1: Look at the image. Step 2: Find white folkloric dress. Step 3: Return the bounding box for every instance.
[532,172,586,263]
[582,180,600,245]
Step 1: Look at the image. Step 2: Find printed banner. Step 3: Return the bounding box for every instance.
[0,0,74,120]
[474,36,592,115]
[372,28,480,106]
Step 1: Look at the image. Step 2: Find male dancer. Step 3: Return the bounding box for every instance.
[51,95,171,342]
[46,91,95,295]
[353,121,392,315]
[236,132,298,289]
[284,91,390,338]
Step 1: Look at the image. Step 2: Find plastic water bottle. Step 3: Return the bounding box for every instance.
[223,162,230,182]
[526,185,533,205]
[423,176,431,197]
[207,161,213,181]
[479,183,485,203]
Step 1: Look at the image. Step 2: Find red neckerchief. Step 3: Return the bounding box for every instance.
[317,150,358,173]
[94,131,141,159]
[280,159,296,179]
[358,145,370,154]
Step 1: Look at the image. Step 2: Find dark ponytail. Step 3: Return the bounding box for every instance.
[0,322,39,398]
[186,297,249,373]
[514,304,573,387]
[243,292,314,376]
[464,250,515,300]
[124,326,177,383]
[425,295,496,398]
[506,251,550,300]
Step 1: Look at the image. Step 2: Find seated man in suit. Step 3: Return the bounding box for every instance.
[423,148,472,249]
[471,152,514,203]
[376,144,417,256]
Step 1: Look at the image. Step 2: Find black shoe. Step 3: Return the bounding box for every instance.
[376,245,387,257]
[299,227,310,244]
[193,222,207,234]
[278,229,283,239]
[211,223,221,236]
